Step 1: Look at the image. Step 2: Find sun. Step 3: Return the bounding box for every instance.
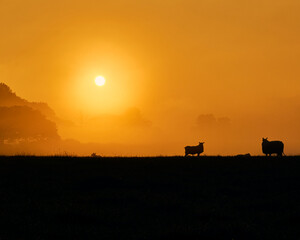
[95,76,106,86]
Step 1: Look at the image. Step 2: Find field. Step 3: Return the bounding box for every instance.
[0,156,299,240]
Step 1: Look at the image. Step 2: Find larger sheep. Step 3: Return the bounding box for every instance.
[262,138,284,156]
[185,142,204,156]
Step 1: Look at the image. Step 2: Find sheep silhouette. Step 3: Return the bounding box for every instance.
[184,142,204,156]
[262,138,284,156]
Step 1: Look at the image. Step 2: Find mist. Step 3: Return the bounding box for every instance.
[1,0,300,155]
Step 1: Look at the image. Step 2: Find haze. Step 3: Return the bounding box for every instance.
[1,0,300,155]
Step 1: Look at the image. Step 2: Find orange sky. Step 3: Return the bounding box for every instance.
[1,0,300,155]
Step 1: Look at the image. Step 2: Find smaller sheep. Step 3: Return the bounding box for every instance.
[185,142,204,156]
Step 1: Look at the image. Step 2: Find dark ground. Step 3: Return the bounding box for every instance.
[0,156,299,240]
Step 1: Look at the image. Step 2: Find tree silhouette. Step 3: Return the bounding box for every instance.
[0,106,60,143]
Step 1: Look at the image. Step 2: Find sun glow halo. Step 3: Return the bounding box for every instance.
[95,76,106,86]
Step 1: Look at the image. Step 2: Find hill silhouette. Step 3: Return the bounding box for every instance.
[0,156,299,239]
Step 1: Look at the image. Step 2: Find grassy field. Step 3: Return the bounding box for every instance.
[0,156,299,239]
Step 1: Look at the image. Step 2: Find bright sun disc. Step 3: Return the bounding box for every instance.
[95,76,106,86]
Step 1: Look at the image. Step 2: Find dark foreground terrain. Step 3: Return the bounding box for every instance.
[0,156,299,240]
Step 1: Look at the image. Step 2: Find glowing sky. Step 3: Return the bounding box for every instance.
[1,0,300,155]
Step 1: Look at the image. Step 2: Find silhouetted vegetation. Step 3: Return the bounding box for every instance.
[0,106,60,144]
[0,83,71,128]
[0,83,65,155]
[0,83,25,106]
[0,156,299,240]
